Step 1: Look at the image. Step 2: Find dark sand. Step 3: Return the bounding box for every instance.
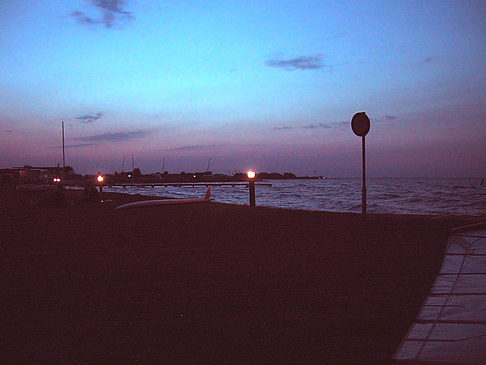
[0,188,474,364]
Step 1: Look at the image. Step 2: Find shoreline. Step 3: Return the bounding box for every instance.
[1,188,478,363]
[97,178,485,217]
[72,184,484,219]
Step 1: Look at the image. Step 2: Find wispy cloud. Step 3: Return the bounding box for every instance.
[163,143,267,152]
[53,142,97,149]
[76,112,104,124]
[302,123,331,129]
[76,129,150,143]
[71,10,101,25]
[266,54,326,71]
[66,143,98,148]
[273,120,351,131]
[71,0,134,28]
[163,144,221,152]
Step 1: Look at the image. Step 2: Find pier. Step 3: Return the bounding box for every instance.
[104,182,272,188]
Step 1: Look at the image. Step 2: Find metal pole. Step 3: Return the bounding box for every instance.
[249,180,256,206]
[362,135,367,216]
[62,121,65,168]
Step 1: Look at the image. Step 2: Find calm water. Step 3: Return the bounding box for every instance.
[104,178,485,216]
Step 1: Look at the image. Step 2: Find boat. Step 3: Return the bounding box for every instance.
[114,188,211,210]
[16,184,58,192]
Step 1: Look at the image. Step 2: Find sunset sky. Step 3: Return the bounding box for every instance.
[1,0,484,176]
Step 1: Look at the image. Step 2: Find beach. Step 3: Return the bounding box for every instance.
[1,188,475,364]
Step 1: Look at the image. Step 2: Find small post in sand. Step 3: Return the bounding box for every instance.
[247,170,256,206]
[351,112,371,217]
[97,173,104,193]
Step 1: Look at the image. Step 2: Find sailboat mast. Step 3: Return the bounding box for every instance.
[132,152,135,170]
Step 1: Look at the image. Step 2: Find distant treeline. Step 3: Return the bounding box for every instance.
[88,170,319,184]
[1,165,320,185]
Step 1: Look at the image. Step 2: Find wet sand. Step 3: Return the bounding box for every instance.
[0,188,473,363]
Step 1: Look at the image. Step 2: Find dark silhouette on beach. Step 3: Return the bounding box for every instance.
[83,183,101,202]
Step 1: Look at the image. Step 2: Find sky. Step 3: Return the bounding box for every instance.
[0,0,485,177]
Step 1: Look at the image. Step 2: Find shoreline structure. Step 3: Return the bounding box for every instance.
[1,188,479,363]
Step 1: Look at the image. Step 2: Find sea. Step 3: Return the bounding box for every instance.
[103,178,485,216]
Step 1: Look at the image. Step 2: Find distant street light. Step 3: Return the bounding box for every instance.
[247,170,256,206]
[97,173,104,192]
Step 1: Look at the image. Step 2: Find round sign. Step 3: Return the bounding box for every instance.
[351,112,371,137]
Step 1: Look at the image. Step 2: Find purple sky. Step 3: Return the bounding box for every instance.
[0,0,485,176]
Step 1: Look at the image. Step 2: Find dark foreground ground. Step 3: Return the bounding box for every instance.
[0,188,475,364]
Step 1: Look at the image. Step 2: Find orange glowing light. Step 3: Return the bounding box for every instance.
[247,170,256,179]
[97,175,104,183]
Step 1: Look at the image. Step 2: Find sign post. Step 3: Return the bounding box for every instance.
[351,112,371,217]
